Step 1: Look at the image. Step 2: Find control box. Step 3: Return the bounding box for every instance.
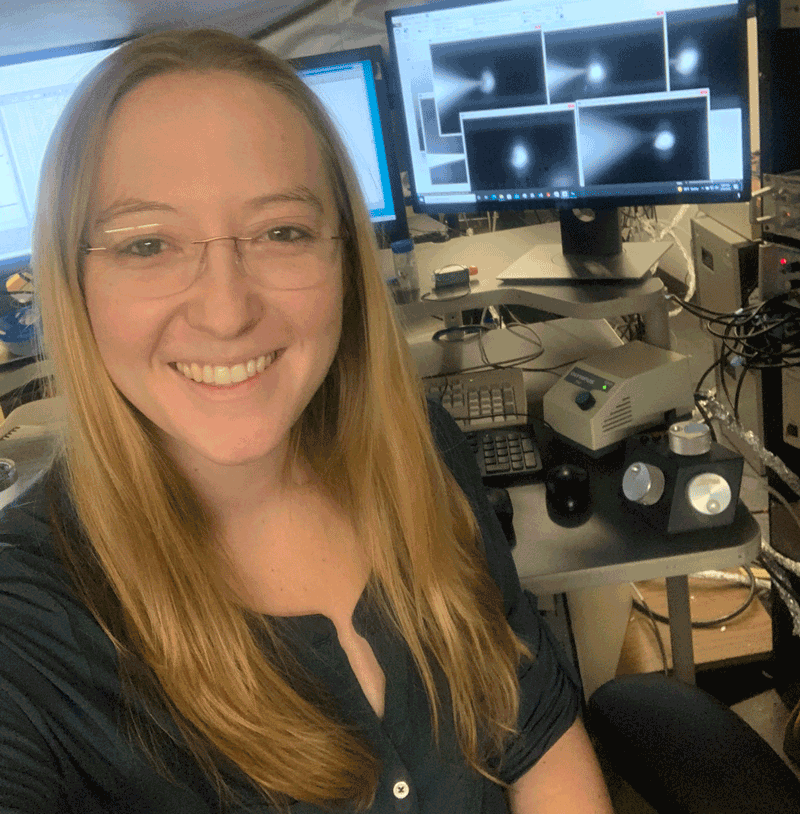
[691,214,759,314]
[759,172,800,243]
[697,202,761,242]
[543,341,694,455]
[782,367,800,453]
[759,241,800,300]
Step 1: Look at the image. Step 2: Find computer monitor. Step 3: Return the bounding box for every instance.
[386,0,750,280]
[291,46,409,245]
[0,37,130,277]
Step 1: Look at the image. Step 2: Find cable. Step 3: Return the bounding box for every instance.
[630,566,757,629]
[630,582,669,677]
[634,206,696,309]
[719,347,736,411]
[431,324,490,342]
[692,357,720,443]
[691,391,800,634]
[425,314,587,422]
[733,366,749,425]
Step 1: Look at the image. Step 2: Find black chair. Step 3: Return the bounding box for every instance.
[589,674,800,814]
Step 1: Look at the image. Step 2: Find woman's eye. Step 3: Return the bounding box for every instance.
[118,238,167,258]
[261,226,311,243]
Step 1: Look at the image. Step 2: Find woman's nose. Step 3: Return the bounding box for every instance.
[184,238,262,337]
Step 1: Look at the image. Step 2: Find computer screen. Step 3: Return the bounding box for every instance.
[291,47,408,244]
[385,0,749,216]
[0,38,129,275]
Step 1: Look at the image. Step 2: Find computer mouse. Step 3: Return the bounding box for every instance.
[484,486,516,548]
[545,464,591,517]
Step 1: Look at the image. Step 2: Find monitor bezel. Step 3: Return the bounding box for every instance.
[0,35,133,276]
[385,0,751,216]
[290,45,410,244]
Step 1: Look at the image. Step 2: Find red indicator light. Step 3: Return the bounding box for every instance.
[781,258,788,265]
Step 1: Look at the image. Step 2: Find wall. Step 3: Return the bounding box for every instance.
[259,0,401,57]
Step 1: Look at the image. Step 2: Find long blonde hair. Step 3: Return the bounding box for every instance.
[33,29,529,809]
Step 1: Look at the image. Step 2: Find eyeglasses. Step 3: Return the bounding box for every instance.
[82,222,345,299]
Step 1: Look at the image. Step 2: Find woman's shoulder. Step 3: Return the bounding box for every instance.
[0,471,90,644]
[426,396,473,470]
[0,470,60,565]
[425,396,485,501]
[0,468,63,563]
[426,395,465,447]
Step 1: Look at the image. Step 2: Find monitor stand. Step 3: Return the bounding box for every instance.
[497,208,669,284]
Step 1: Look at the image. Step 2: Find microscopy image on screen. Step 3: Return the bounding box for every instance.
[419,95,465,155]
[545,18,667,104]
[430,33,547,136]
[667,5,741,109]
[462,108,578,190]
[578,95,709,186]
[430,158,469,184]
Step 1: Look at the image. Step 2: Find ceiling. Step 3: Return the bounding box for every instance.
[0,0,329,57]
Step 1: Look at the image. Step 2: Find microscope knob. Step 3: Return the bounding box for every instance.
[622,462,665,506]
[0,458,17,491]
[575,390,596,411]
[668,420,712,456]
[686,473,732,515]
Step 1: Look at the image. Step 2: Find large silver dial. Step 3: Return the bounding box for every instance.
[668,421,712,456]
[686,473,732,515]
[622,462,665,505]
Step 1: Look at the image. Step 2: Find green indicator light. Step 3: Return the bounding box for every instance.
[602,384,608,391]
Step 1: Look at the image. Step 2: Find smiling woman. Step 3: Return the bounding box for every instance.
[0,28,612,814]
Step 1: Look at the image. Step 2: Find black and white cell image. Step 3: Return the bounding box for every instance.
[462,108,578,190]
[545,18,667,104]
[667,5,741,108]
[430,33,547,136]
[578,95,709,186]
[419,95,465,155]
[430,158,469,185]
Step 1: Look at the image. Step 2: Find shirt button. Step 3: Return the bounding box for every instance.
[393,780,410,799]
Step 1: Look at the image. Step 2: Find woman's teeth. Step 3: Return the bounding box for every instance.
[175,351,278,386]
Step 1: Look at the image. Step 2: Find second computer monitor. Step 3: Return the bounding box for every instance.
[292,46,408,244]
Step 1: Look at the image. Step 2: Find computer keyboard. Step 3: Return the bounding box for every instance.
[423,367,527,431]
[424,368,543,481]
[465,425,542,481]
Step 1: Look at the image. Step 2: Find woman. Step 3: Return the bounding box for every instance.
[0,29,613,812]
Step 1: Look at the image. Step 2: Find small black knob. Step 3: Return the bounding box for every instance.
[575,390,596,411]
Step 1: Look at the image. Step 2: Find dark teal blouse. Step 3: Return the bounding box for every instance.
[0,399,579,813]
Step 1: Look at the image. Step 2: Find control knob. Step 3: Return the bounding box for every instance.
[575,390,596,411]
[622,462,665,505]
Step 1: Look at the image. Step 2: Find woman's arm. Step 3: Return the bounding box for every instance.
[506,718,614,813]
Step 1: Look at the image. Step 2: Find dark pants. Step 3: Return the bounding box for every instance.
[589,674,800,814]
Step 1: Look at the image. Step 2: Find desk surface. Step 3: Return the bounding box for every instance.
[510,424,762,594]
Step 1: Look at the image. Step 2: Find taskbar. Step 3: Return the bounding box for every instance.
[417,180,744,207]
